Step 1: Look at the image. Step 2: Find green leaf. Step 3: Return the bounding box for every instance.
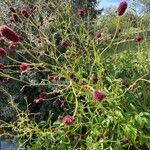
[124,125,137,142]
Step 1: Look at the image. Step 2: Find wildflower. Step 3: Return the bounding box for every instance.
[39,92,48,99]
[60,40,68,48]
[69,72,75,80]
[11,13,20,22]
[9,7,16,13]
[54,76,59,81]
[0,48,7,57]
[134,35,142,43]
[8,41,16,50]
[95,32,101,39]
[19,63,29,71]
[0,25,20,42]
[48,75,54,81]
[93,90,106,101]
[52,100,57,107]
[21,9,29,18]
[77,8,85,17]
[0,63,4,70]
[92,75,98,84]
[63,115,74,125]
[120,79,126,85]
[117,1,128,16]
[33,98,44,104]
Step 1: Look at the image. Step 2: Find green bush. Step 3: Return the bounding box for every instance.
[0,0,150,149]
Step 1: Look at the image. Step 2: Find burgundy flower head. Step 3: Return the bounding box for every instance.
[93,90,106,101]
[92,75,98,84]
[95,32,101,39]
[9,7,16,13]
[8,42,16,50]
[39,92,48,99]
[117,1,128,16]
[69,72,75,79]
[52,100,57,107]
[120,79,126,85]
[33,98,44,104]
[0,25,20,42]
[77,8,85,17]
[0,63,4,70]
[60,40,68,49]
[48,75,60,82]
[63,115,74,125]
[19,63,29,71]
[134,35,142,43]
[0,48,7,57]
[11,13,20,22]
[21,9,29,18]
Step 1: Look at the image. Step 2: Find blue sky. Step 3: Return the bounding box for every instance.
[98,0,119,9]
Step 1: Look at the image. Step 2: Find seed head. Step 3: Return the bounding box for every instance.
[93,90,106,101]
[33,98,44,104]
[21,9,29,18]
[117,1,128,16]
[0,25,20,42]
[69,72,75,80]
[8,42,16,50]
[77,8,85,17]
[9,7,16,13]
[11,13,20,22]
[92,75,98,84]
[134,35,142,43]
[19,63,29,71]
[0,48,7,57]
[39,92,48,99]
[63,115,74,125]
[0,63,4,71]
[95,32,101,39]
[60,40,68,48]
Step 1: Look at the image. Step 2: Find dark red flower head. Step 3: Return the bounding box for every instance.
[134,35,142,43]
[0,63,4,71]
[117,1,128,16]
[77,8,85,17]
[39,92,48,99]
[0,48,7,57]
[21,9,29,18]
[52,100,57,107]
[9,7,16,13]
[60,40,68,49]
[8,41,16,50]
[63,115,74,125]
[92,75,98,84]
[120,79,126,85]
[93,90,106,101]
[19,63,29,71]
[48,75,54,81]
[0,25,20,42]
[69,72,75,80]
[11,13,20,23]
[95,32,101,39]
[33,98,44,104]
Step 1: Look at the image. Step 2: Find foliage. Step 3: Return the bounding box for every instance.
[0,0,150,150]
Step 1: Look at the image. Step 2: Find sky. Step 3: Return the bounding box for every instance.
[98,0,119,9]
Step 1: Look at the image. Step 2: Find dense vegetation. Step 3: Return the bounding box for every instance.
[0,0,150,149]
